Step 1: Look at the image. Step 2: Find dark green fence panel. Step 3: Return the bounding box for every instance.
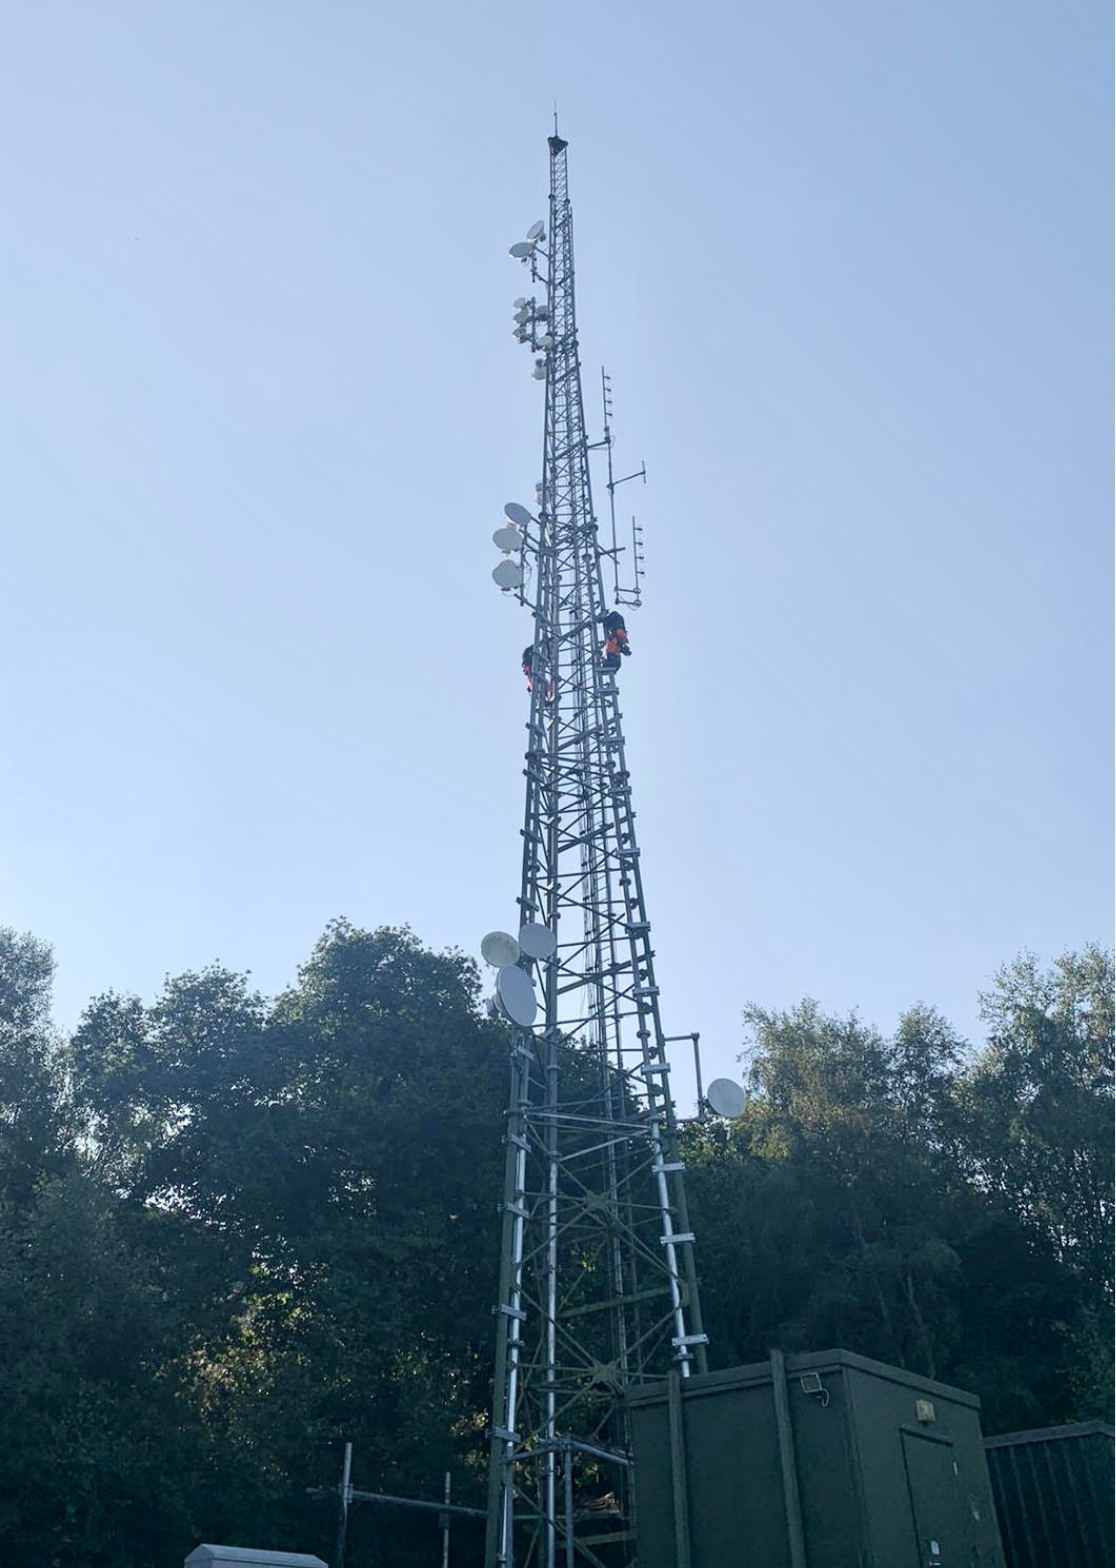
[985,1421,1115,1568]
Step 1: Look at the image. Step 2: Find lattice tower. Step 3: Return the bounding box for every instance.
[484,133,708,1568]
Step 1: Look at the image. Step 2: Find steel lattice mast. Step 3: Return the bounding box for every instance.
[484,133,708,1568]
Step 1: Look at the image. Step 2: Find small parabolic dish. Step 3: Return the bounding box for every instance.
[513,297,527,309]
[493,526,522,553]
[526,221,545,242]
[509,241,534,259]
[495,965,538,1027]
[481,931,520,967]
[504,502,533,529]
[492,560,523,589]
[518,922,557,961]
[706,1078,747,1118]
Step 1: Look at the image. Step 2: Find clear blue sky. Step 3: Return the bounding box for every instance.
[1,1,1110,1105]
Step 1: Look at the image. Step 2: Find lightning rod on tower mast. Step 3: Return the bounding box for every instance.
[483,131,708,1568]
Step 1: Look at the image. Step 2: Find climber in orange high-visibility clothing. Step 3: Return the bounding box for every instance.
[602,610,631,672]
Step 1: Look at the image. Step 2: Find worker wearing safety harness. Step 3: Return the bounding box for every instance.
[522,643,555,699]
[602,610,631,672]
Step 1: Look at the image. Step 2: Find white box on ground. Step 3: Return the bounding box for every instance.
[185,1549,327,1568]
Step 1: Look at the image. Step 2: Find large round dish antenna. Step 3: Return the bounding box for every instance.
[492,560,523,589]
[526,221,545,242]
[509,241,534,259]
[493,526,522,553]
[706,1078,747,1118]
[495,965,538,1027]
[504,502,533,528]
[518,922,557,960]
[481,931,520,967]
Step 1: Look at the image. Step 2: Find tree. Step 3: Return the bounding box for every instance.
[687,1000,968,1382]
[0,928,70,1215]
[959,945,1114,1301]
[684,963,1113,1433]
[0,1171,208,1566]
[2,923,1110,1560]
[63,921,510,1563]
[956,945,1114,1420]
[180,922,511,1558]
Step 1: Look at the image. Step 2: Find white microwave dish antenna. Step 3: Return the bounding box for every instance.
[504,502,533,529]
[495,965,538,1028]
[706,1078,747,1118]
[526,221,545,242]
[509,241,534,259]
[492,560,523,589]
[493,526,522,553]
[518,922,557,961]
[481,931,521,968]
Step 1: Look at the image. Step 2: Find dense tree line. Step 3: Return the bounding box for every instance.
[0,921,1110,1565]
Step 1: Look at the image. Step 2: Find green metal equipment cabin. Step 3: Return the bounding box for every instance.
[628,1348,1006,1568]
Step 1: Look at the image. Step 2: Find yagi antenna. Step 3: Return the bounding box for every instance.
[591,367,647,607]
